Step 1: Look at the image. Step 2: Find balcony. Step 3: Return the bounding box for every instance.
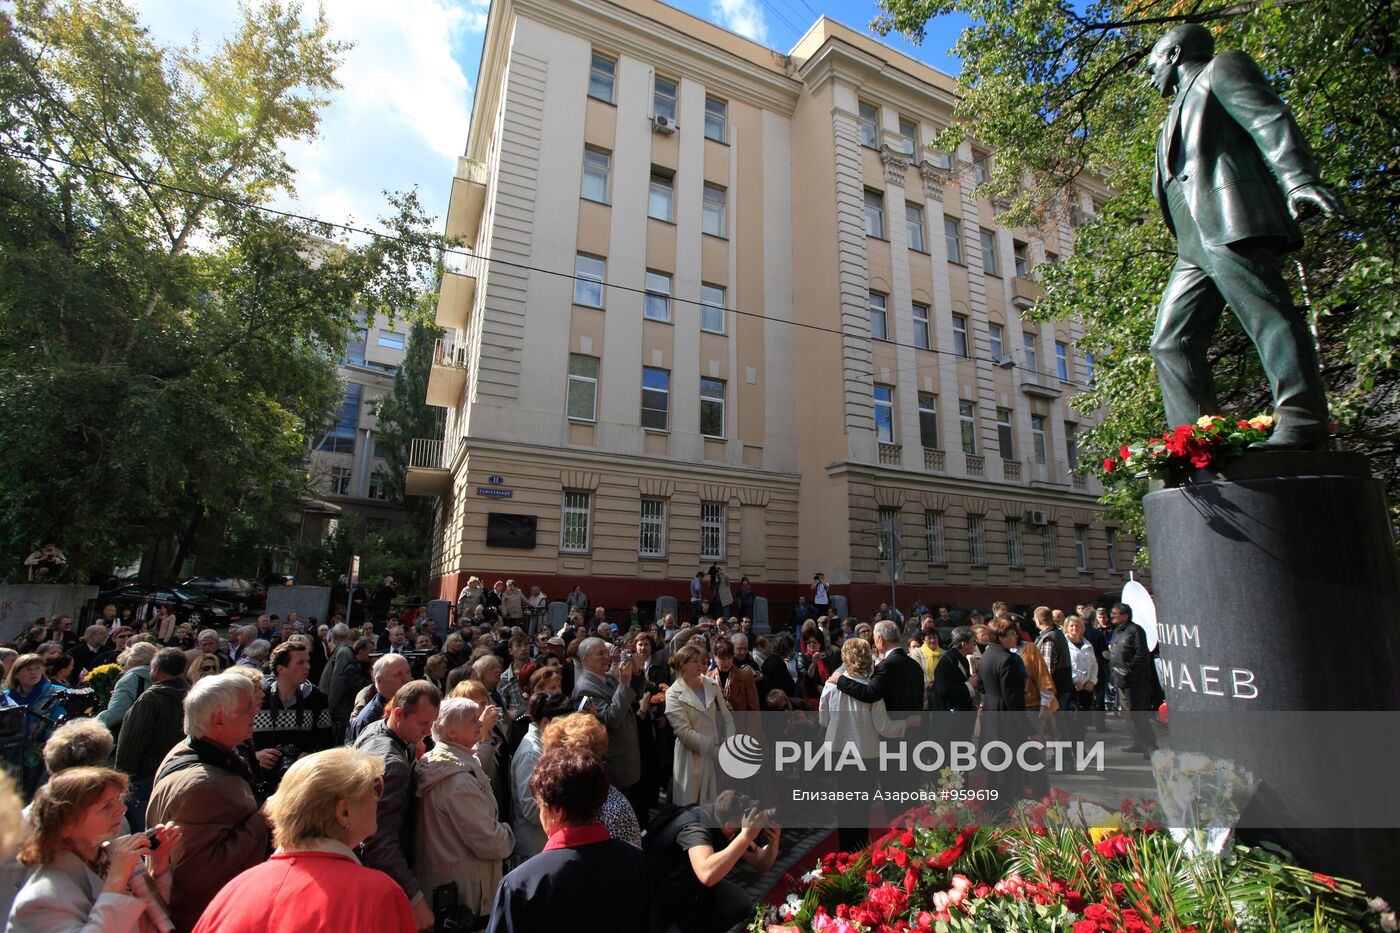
[1012,275,1043,309]
[426,338,468,408]
[878,443,902,466]
[1072,473,1088,490]
[1001,458,1022,482]
[965,453,985,477]
[404,437,451,497]
[1026,457,1068,486]
[922,447,946,473]
[1019,367,1063,399]
[435,269,478,331]
[444,156,490,245]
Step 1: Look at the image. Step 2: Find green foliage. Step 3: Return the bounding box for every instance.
[872,0,1400,541]
[0,0,441,578]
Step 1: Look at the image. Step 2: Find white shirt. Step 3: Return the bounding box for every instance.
[818,670,904,758]
[1067,638,1099,689]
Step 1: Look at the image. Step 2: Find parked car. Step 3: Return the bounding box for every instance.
[179,575,267,614]
[95,584,238,627]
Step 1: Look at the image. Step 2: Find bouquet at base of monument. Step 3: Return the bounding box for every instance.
[1102,414,1274,481]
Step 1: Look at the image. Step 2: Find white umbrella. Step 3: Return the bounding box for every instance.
[1121,574,1159,652]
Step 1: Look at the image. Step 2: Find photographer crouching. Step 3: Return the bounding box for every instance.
[646,790,781,933]
[251,641,333,795]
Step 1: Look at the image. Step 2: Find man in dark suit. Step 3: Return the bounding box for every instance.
[831,620,924,713]
[1108,603,1158,754]
[933,627,978,713]
[1145,25,1341,448]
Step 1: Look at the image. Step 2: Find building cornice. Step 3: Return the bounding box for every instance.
[825,460,1103,514]
[798,35,961,120]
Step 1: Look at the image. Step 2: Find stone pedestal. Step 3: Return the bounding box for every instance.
[1144,451,1400,900]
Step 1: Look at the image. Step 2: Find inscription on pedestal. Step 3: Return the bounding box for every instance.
[1156,622,1259,701]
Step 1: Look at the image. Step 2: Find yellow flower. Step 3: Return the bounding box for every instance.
[1247,414,1274,430]
[1196,415,1220,428]
[1088,826,1117,845]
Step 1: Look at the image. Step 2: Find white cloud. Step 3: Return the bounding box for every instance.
[709,0,769,44]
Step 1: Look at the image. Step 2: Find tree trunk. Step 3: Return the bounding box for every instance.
[167,508,204,582]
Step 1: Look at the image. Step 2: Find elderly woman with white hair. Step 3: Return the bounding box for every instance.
[96,641,159,736]
[414,697,514,917]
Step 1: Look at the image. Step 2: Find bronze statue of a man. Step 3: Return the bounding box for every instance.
[1144,25,1342,449]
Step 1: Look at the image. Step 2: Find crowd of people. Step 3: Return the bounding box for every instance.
[0,578,1155,933]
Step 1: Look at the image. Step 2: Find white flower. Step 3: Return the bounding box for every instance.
[800,867,823,884]
[1381,912,1397,933]
[1370,898,1392,913]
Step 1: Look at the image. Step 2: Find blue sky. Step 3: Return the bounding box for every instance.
[130,0,967,237]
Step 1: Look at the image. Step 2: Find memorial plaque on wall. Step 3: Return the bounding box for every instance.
[486,513,537,549]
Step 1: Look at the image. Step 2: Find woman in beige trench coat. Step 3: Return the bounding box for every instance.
[664,644,735,806]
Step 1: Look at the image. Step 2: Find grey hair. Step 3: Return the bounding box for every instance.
[729,633,749,648]
[331,622,350,639]
[431,696,481,743]
[242,639,272,663]
[949,626,975,648]
[472,654,503,676]
[197,629,219,644]
[372,653,409,679]
[577,636,607,659]
[119,641,159,669]
[873,620,901,644]
[43,719,114,773]
[184,671,260,739]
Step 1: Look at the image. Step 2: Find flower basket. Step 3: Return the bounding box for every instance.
[1103,415,1275,489]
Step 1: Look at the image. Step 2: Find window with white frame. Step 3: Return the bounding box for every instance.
[581,147,610,203]
[924,510,945,563]
[700,377,725,437]
[1031,414,1048,464]
[561,491,591,553]
[980,228,999,276]
[567,354,599,421]
[1056,341,1070,381]
[959,401,977,455]
[898,116,918,154]
[641,367,670,431]
[912,302,931,349]
[1005,517,1023,567]
[968,514,986,566]
[1106,527,1119,572]
[367,470,390,500]
[1064,421,1079,468]
[973,150,989,186]
[1023,332,1039,372]
[700,501,725,560]
[644,270,672,322]
[952,313,969,358]
[1074,525,1088,571]
[873,384,895,443]
[588,53,615,103]
[377,329,405,350]
[639,498,667,557]
[573,253,605,307]
[702,184,726,237]
[864,189,885,238]
[944,216,963,263]
[1014,240,1031,277]
[648,170,674,222]
[996,407,1013,460]
[1085,352,1094,383]
[906,202,926,251]
[858,101,879,147]
[704,96,727,143]
[1042,522,1057,569]
[918,392,938,448]
[989,322,1005,360]
[869,292,888,341]
[878,507,899,561]
[653,75,677,121]
[329,466,352,496]
[700,283,726,333]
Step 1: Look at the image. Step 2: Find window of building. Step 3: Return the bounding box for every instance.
[864,189,885,239]
[700,377,726,437]
[702,184,726,237]
[319,384,361,454]
[1014,240,1031,277]
[328,465,353,496]
[567,354,599,421]
[925,510,945,563]
[918,392,938,448]
[644,270,672,322]
[906,202,926,251]
[1064,421,1079,468]
[898,116,918,154]
[996,407,1013,460]
[858,101,879,148]
[1042,521,1057,569]
[989,322,1005,360]
[641,367,670,431]
[1005,517,1023,568]
[1106,527,1119,572]
[1031,414,1048,464]
[573,253,605,307]
[700,284,726,333]
[1023,332,1039,372]
[373,438,393,461]
[653,75,677,122]
[878,507,899,561]
[639,498,667,557]
[1056,341,1070,381]
[944,216,963,264]
[344,319,368,366]
[1074,525,1088,571]
[959,401,977,455]
[704,96,727,143]
[648,170,674,222]
[912,302,931,349]
[972,150,989,186]
[968,514,986,566]
[1085,352,1094,384]
[1046,251,1060,265]
[561,491,591,553]
[874,384,894,443]
[980,228,999,276]
[700,501,725,560]
[868,292,888,341]
[376,329,405,350]
[581,146,610,203]
[588,53,615,103]
[952,313,969,358]
[367,470,390,501]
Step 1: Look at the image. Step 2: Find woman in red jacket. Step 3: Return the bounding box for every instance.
[194,747,415,933]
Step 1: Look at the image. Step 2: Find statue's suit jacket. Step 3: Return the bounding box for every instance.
[1153,50,1322,253]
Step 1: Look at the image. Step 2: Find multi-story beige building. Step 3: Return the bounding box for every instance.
[409,0,1134,620]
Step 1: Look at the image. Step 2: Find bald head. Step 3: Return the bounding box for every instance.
[372,652,412,700]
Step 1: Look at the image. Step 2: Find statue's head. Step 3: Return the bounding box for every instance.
[1144,25,1215,98]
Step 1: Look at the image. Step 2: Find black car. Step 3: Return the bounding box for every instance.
[96,584,239,627]
[179,576,267,614]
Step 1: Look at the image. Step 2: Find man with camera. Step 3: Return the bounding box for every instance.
[252,641,333,793]
[572,636,643,815]
[647,790,782,933]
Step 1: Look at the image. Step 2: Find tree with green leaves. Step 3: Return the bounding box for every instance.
[0,0,440,579]
[873,0,1400,546]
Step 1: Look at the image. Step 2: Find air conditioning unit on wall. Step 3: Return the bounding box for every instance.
[1025,510,1049,526]
[652,114,677,134]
